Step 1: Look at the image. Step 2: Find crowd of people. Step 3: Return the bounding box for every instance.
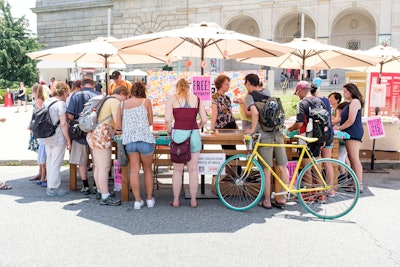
[15,72,364,208]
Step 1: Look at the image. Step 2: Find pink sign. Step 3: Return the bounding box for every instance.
[367,116,385,139]
[286,161,298,183]
[192,76,211,101]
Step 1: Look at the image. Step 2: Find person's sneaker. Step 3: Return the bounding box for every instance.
[40,181,47,187]
[97,191,115,199]
[146,198,155,208]
[92,186,97,194]
[46,188,69,197]
[100,195,121,206]
[134,200,144,210]
[80,187,91,195]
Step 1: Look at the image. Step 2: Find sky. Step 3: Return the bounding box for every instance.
[6,0,37,33]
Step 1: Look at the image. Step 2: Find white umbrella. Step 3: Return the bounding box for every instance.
[346,44,400,82]
[125,69,147,76]
[112,22,294,74]
[26,36,174,93]
[238,37,381,80]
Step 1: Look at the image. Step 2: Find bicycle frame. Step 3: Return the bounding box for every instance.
[243,134,330,195]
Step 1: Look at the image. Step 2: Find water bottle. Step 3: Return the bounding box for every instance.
[306,118,313,137]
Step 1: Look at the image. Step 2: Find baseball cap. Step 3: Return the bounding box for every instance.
[40,80,47,85]
[111,71,121,79]
[294,81,311,95]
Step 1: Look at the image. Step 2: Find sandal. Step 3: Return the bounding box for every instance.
[0,181,12,190]
[170,200,179,208]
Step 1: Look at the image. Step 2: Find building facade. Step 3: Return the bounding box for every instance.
[32,0,400,75]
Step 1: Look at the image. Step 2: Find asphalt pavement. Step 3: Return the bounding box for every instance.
[1,105,400,266]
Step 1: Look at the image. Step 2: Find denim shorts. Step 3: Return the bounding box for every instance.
[125,141,155,155]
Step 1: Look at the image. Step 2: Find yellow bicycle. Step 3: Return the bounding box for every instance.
[216,133,360,219]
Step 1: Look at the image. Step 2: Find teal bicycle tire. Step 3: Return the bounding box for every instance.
[296,158,360,219]
[216,154,265,211]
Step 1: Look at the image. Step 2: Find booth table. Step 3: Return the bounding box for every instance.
[70,131,339,202]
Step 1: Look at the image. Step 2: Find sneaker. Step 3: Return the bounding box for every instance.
[36,180,43,185]
[134,200,144,210]
[46,188,69,197]
[146,198,155,208]
[97,191,115,199]
[80,187,91,195]
[40,181,47,187]
[100,195,121,206]
[92,187,97,194]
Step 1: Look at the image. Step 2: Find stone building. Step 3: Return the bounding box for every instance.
[32,0,400,79]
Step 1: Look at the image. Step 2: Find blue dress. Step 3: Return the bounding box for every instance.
[340,102,363,141]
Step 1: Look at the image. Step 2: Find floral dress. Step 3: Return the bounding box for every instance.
[211,92,235,129]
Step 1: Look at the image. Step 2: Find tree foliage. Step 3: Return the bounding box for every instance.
[0,0,41,87]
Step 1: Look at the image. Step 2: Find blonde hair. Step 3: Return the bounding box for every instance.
[52,81,70,97]
[175,78,190,99]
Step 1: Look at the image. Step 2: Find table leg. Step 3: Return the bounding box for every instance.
[121,165,129,202]
[69,164,77,190]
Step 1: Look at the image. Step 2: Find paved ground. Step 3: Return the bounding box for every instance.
[1,104,400,266]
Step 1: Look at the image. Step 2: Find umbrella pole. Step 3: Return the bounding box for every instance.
[105,56,110,95]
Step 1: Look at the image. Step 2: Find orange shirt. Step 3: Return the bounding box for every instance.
[109,80,132,95]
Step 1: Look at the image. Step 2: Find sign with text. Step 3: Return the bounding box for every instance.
[367,116,385,139]
[192,76,211,101]
[198,153,226,175]
[369,83,386,108]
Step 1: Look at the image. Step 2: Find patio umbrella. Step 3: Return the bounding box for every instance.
[125,69,147,76]
[346,44,400,83]
[26,36,173,93]
[112,22,294,75]
[237,37,381,80]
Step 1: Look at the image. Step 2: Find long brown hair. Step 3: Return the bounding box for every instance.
[343,83,364,108]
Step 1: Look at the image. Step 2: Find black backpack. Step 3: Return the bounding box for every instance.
[305,98,333,144]
[30,100,60,138]
[249,91,285,132]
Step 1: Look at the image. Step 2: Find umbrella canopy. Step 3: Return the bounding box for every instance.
[112,22,294,74]
[26,36,173,93]
[346,45,400,82]
[125,69,147,76]
[237,37,381,80]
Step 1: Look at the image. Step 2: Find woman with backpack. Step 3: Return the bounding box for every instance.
[87,85,130,206]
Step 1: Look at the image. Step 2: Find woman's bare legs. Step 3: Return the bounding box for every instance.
[128,152,142,202]
[187,152,200,207]
[140,152,154,201]
[345,140,363,192]
[171,163,184,207]
[92,148,112,195]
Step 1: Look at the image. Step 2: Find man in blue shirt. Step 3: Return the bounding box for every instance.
[67,77,100,195]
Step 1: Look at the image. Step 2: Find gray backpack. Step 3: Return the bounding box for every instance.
[78,95,114,132]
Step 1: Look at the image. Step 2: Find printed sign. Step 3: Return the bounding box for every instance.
[198,153,226,175]
[369,83,386,108]
[367,116,385,139]
[286,161,298,183]
[192,76,211,101]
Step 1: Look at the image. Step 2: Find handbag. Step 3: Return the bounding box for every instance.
[68,120,86,140]
[169,96,199,164]
[117,101,128,166]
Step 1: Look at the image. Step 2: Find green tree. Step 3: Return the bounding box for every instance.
[0,0,41,87]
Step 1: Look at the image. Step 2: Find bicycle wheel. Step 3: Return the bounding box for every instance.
[296,158,359,219]
[216,154,265,211]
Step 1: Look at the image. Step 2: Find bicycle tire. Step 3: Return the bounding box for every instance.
[296,158,359,219]
[216,154,265,211]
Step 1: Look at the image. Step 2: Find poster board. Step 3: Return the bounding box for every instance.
[198,153,226,175]
[368,72,400,117]
[366,116,385,139]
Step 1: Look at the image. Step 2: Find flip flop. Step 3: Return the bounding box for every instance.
[271,202,285,209]
[258,201,272,210]
[0,182,12,190]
